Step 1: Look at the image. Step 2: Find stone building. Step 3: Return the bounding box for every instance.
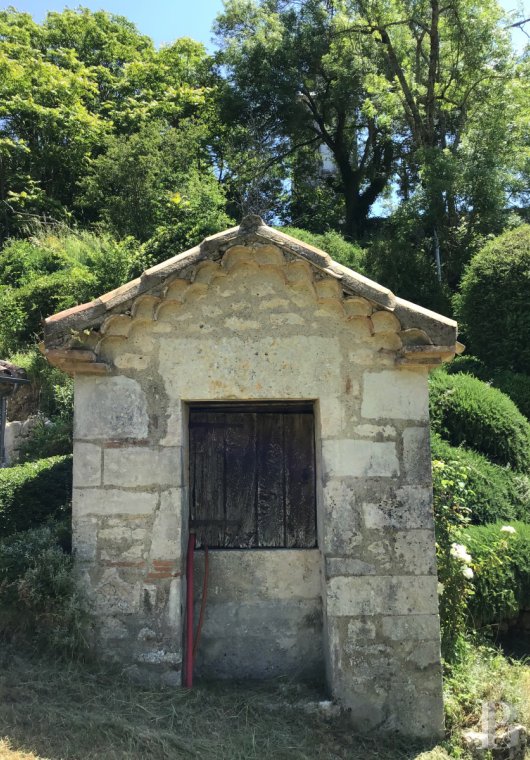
[43,216,459,737]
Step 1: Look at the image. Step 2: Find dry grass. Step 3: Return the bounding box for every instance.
[0,648,451,760]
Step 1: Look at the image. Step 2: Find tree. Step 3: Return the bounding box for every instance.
[339,0,517,278]
[215,0,396,238]
[79,120,231,243]
[0,9,220,240]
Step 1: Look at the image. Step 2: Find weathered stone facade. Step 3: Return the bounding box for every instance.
[43,216,459,737]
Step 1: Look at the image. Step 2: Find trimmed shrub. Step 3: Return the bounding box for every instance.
[463,522,530,628]
[444,355,489,379]
[431,435,530,525]
[456,224,530,373]
[0,522,90,654]
[429,370,530,471]
[0,456,72,537]
[490,370,530,422]
[445,356,530,421]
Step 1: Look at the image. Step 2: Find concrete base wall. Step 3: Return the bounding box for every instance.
[193,549,323,680]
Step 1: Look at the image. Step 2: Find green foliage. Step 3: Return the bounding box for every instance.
[0,232,137,353]
[431,457,474,661]
[443,641,530,745]
[0,523,90,655]
[0,456,72,538]
[445,355,530,421]
[280,227,366,272]
[364,213,452,313]
[132,172,233,273]
[431,435,530,525]
[0,8,216,238]
[464,522,530,628]
[7,347,72,420]
[456,225,530,373]
[429,370,530,471]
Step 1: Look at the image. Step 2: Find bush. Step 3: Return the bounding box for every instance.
[0,456,72,537]
[445,355,530,421]
[432,457,474,661]
[456,224,530,373]
[7,347,73,420]
[0,232,137,353]
[281,227,366,273]
[429,370,530,471]
[0,523,90,655]
[463,522,530,628]
[431,435,530,524]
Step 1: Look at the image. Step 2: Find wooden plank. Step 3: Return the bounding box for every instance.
[189,411,226,548]
[284,413,316,548]
[224,412,257,547]
[256,413,285,547]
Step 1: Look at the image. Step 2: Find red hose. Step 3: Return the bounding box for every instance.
[193,543,209,660]
[184,531,196,688]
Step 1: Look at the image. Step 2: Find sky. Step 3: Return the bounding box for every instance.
[2,0,529,50]
[1,0,225,48]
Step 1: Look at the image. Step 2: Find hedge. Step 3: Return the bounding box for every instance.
[429,370,530,471]
[463,522,530,628]
[456,224,530,373]
[431,435,530,525]
[445,355,530,421]
[0,456,72,537]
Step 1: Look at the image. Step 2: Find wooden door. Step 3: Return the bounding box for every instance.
[189,403,316,548]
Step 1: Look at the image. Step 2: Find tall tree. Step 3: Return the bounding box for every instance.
[215,0,396,238]
[0,9,220,240]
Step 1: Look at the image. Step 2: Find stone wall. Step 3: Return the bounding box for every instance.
[70,242,444,736]
[193,550,323,679]
[3,416,41,465]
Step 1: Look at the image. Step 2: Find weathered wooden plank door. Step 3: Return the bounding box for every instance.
[189,403,316,548]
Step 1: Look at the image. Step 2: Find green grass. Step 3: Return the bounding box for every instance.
[0,648,453,760]
[0,645,528,759]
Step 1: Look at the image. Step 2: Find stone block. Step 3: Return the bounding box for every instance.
[149,489,182,560]
[74,488,158,517]
[321,479,363,554]
[393,530,437,575]
[362,486,434,530]
[103,447,181,487]
[326,575,439,617]
[325,557,377,577]
[322,439,399,478]
[94,568,141,614]
[361,369,429,420]
[75,375,148,439]
[72,517,98,561]
[381,614,440,641]
[73,442,102,487]
[403,426,432,483]
[194,549,321,603]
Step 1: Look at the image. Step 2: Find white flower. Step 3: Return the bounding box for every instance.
[450,542,472,564]
[462,565,474,580]
[500,525,516,534]
[437,582,445,596]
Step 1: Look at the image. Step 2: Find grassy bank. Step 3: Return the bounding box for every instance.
[0,648,451,760]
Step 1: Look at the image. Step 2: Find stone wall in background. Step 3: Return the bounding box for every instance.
[3,415,42,465]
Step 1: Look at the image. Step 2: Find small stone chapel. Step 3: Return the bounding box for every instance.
[43,216,459,737]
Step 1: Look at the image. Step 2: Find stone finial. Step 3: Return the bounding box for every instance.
[238,214,265,232]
